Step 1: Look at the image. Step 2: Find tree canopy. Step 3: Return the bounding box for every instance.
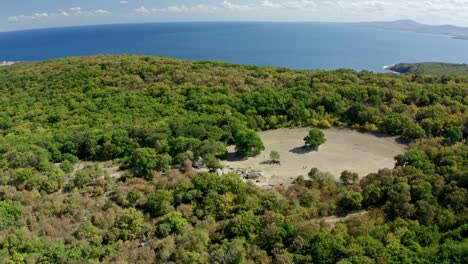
[0,55,466,263]
[304,128,327,150]
[270,150,280,161]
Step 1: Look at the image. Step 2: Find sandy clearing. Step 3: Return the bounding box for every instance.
[321,210,368,229]
[222,128,407,187]
[70,161,125,179]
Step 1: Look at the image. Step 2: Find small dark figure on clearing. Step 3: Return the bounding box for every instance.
[271,160,281,165]
[269,150,281,165]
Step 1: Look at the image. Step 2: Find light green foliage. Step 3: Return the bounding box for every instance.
[384,113,407,135]
[304,128,326,150]
[113,208,146,241]
[269,150,280,161]
[225,211,261,239]
[126,190,141,206]
[395,149,434,172]
[12,168,34,184]
[390,62,468,75]
[308,167,336,191]
[158,212,187,236]
[146,189,174,217]
[234,129,265,157]
[60,160,74,174]
[73,169,93,189]
[156,153,172,173]
[74,221,102,245]
[131,148,172,179]
[199,139,226,159]
[0,200,23,230]
[174,150,194,165]
[0,55,464,173]
[339,191,363,211]
[131,148,159,179]
[0,55,466,263]
[403,122,426,140]
[204,155,223,169]
[340,171,359,185]
[211,239,248,264]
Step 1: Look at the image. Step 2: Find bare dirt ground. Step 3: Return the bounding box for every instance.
[222,128,407,187]
[71,161,125,179]
[321,211,368,229]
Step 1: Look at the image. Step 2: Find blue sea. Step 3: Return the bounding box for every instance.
[1,22,468,72]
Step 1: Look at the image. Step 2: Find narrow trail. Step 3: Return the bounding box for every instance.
[320,210,368,228]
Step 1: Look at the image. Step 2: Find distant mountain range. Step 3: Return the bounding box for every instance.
[350,19,468,40]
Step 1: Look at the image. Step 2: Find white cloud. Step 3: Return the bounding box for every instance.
[222,1,251,11]
[126,0,468,26]
[316,0,468,20]
[5,0,468,27]
[134,1,250,16]
[135,6,151,15]
[7,7,112,23]
[67,7,111,17]
[164,5,189,13]
[93,10,112,16]
[8,13,49,23]
[135,4,218,15]
[261,0,317,9]
[7,16,19,22]
[34,13,49,18]
[70,7,83,16]
[165,4,217,13]
[261,0,280,8]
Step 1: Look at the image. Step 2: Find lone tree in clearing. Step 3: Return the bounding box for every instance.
[270,150,280,162]
[304,128,326,150]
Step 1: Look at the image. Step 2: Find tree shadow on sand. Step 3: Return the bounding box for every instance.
[289,146,316,154]
[225,152,249,162]
[260,160,282,165]
[357,129,409,145]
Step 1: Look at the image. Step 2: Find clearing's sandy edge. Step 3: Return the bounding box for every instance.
[222,128,407,187]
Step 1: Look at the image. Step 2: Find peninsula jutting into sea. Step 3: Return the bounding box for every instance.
[388,62,468,75]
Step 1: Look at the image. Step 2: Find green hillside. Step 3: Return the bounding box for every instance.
[0,55,467,263]
[389,62,468,75]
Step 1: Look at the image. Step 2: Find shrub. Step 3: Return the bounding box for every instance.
[0,200,23,230]
[158,212,188,236]
[269,150,280,161]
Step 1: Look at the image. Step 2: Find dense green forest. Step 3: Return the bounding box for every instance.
[0,55,467,263]
[389,62,468,75]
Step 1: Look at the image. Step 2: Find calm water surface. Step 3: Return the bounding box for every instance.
[1,22,468,71]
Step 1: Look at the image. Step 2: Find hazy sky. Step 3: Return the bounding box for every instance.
[2,0,468,31]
